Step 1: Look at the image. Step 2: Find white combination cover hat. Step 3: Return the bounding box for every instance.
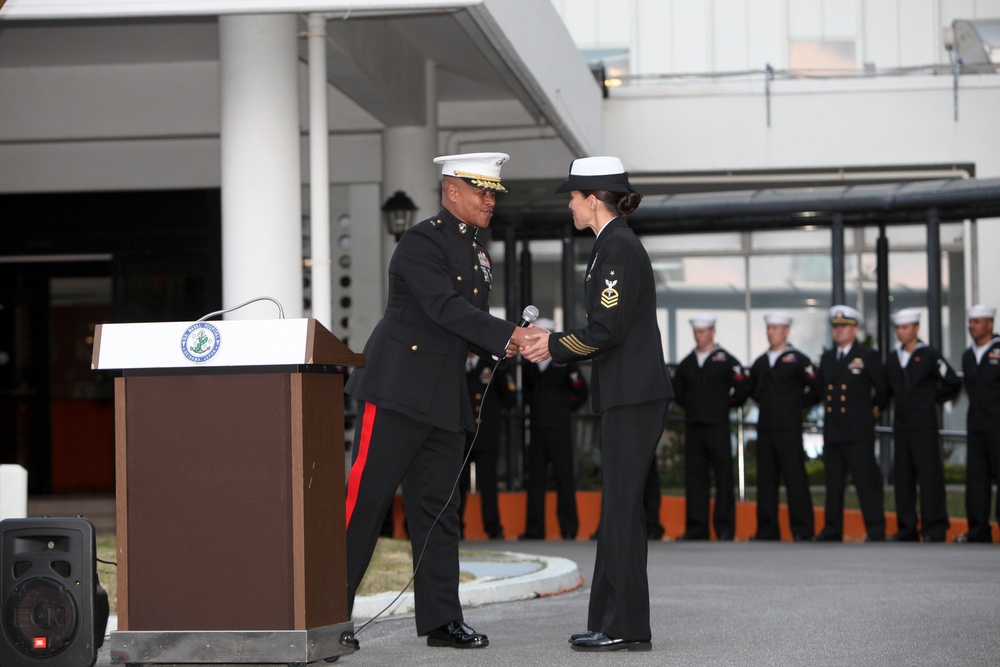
[433,152,510,192]
[829,304,863,329]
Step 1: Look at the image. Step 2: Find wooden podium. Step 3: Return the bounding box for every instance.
[92,318,364,665]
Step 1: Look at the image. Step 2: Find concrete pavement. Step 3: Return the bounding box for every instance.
[92,538,998,667]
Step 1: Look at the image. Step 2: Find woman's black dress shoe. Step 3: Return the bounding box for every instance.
[570,632,651,652]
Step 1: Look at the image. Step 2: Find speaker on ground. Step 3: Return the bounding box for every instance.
[1,517,109,667]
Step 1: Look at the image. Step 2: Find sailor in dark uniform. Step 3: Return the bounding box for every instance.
[342,153,535,650]
[815,305,889,542]
[521,318,588,541]
[956,303,1000,543]
[885,308,961,542]
[672,314,752,541]
[459,352,514,540]
[749,312,819,541]
[520,156,673,652]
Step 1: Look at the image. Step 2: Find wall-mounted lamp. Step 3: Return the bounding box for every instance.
[381,190,418,242]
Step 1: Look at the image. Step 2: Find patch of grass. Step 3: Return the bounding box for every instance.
[96,534,117,614]
[357,538,480,596]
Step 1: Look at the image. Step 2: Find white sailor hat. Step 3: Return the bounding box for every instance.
[829,305,863,328]
[555,156,641,195]
[764,312,793,326]
[891,308,921,325]
[433,152,509,193]
[966,304,997,319]
[689,313,717,328]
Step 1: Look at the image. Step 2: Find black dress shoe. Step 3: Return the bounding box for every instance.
[518,533,542,540]
[864,534,885,543]
[426,620,489,649]
[887,532,918,542]
[568,630,598,644]
[716,532,734,541]
[571,632,651,652]
[922,534,946,543]
[812,531,842,542]
[562,532,578,540]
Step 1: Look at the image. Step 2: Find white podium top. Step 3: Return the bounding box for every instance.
[92,318,360,370]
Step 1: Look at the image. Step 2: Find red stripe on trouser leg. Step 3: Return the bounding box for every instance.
[345,402,377,528]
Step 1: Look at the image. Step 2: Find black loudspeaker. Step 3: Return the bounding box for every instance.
[1,517,109,667]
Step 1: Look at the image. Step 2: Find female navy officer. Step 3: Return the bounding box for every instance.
[521,156,673,652]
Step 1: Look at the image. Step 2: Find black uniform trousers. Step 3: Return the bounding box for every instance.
[755,428,814,540]
[893,428,950,541]
[524,425,579,539]
[820,438,886,539]
[589,399,669,641]
[460,444,503,538]
[683,423,735,539]
[964,429,1000,542]
[345,401,465,635]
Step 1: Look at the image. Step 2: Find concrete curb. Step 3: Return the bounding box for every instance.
[352,552,582,620]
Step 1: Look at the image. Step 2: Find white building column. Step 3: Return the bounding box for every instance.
[382,60,440,225]
[348,59,439,348]
[218,14,302,320]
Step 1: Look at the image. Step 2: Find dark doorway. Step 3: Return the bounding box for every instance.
[1,190,222,494]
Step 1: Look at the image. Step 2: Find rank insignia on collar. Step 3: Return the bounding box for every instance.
[600,279,619,308]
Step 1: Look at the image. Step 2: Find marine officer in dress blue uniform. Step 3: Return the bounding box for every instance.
[815,305,889,542]
[956,304,1000,543]
[521,156,673,653]
[749,312,820,541]
[342,153,536,650]
[673,314,752,541]
[885,308,961,542]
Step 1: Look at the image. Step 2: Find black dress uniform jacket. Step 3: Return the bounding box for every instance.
[345,209,515,433]
[886,343,961,430]
[820,343,888,445]
[750,347,819,430]
[548,218,672,408]
[674,348,752,425]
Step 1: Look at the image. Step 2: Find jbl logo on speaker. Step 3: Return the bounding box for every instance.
[1,518,109,667]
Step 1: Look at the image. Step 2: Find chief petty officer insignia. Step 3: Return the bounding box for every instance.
[601,279,620,308]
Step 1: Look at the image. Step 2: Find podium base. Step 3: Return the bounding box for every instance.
[108,622,356,665]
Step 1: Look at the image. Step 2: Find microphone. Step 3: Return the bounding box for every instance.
[518,305,539,327]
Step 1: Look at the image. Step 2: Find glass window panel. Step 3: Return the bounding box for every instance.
[751,228,832,250]
[642,233,743,253]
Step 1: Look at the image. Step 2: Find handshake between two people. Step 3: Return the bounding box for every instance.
[507,324,552,363]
